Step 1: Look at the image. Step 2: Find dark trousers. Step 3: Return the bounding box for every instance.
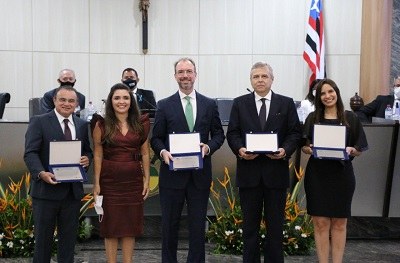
[32,193,81,263]
[159,177,210,263]
[239,185,286,263]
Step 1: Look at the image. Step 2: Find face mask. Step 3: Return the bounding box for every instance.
[123,79,137,89]
[94,195,104,222]
[59,80,75,87]
[395,87,400,99]
[312,89,316,97]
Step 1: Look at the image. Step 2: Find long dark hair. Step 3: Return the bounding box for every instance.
[313,78,348,126]
[103,83,144,145]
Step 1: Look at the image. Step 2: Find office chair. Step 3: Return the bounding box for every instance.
[29,97,42,119]
[215,98,233,124]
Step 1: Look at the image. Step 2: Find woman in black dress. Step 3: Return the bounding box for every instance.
[301,79,368,263]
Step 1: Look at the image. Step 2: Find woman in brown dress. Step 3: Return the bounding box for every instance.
[92,83,150,263]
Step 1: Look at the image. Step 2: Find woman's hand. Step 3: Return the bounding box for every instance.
[93,183,100,200]
[346,146,361,157]
[301,144,313,155]
[142,181,150,200]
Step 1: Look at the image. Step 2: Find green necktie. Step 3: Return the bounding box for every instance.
[184,96,194,132]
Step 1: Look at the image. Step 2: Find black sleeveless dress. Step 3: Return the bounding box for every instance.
[302,111,368,218]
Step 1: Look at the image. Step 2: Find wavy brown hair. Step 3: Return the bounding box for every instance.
[313,78,348,126]
[102,83,144,145]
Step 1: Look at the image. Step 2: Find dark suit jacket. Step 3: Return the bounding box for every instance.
[136,88,157,110]
[227,91,301,189]
[355,95,394,122]
[150,91,225,190]
[136,88,157,118]
[40,88,86,114]
[24,110,92,200]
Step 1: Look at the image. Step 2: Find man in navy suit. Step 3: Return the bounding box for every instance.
[151,57,225,263]
[24,86,92,263]
[40,69,86,114]
[227,62,301,263]
[121,67,157,117]
[355,76,400,122]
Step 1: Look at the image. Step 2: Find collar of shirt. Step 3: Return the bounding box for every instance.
[254,90,272,102]
[132,87,138,94]
[179,89,196,101]
[54,109,74,127]
[54,109,76,140]
[179,90,197,124]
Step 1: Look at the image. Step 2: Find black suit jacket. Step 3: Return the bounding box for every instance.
[151,91,225,190]
[136,88,157,110]
[355,95,394,122]
[24,110,92,200]
[40,88,86,114]
[227,91,301,189]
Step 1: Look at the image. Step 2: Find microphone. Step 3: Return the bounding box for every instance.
[246,88,253,93]
[137,93,157,109]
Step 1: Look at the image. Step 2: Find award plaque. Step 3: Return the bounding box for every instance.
[168,133,203,171]
[49,141,87,182]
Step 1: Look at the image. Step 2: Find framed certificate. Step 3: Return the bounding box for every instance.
[49,141,87,182]
[312,124,348,160]
[168,133,203,171]
[245,133,279,154]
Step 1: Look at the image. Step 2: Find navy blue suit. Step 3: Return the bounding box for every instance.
[24,110,92,263]
[227,91,301,263]
[151,91,225,263]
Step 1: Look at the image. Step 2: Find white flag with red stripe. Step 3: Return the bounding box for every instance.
[303,0,325,85]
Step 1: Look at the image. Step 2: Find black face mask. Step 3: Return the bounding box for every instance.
[123,79,137,89]
[59,80,76,87]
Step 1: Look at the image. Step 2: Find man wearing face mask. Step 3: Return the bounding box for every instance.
[355,76,400,122]
[40,69,86,114]
[121,68,157,117]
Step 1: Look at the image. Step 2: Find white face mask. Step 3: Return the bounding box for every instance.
[312,89,316,97]
[395,87,400,99]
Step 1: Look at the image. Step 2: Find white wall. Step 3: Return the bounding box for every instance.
[0,0,362,121]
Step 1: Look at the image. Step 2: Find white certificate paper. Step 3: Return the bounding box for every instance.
[246,133,278,153]
[169,133,201,154]
[313,124,348,160]
[50,141,81,165]
[49,141,86,182]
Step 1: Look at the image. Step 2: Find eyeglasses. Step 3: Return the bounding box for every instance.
[57,98,76,104]
[176,69,195,76]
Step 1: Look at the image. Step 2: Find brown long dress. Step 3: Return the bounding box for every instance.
[95,114,150,238]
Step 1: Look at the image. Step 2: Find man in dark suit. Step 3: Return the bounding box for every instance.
[355,76,400,122]
[40,69,86,114]
[226,62,301,263]
[121,67,157,117]
[151,58,225,263]
[24,86,92,263]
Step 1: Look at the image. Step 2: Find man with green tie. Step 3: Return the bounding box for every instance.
[151,57,225,263]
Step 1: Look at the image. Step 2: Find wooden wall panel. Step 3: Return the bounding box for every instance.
[360,0,393,103]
